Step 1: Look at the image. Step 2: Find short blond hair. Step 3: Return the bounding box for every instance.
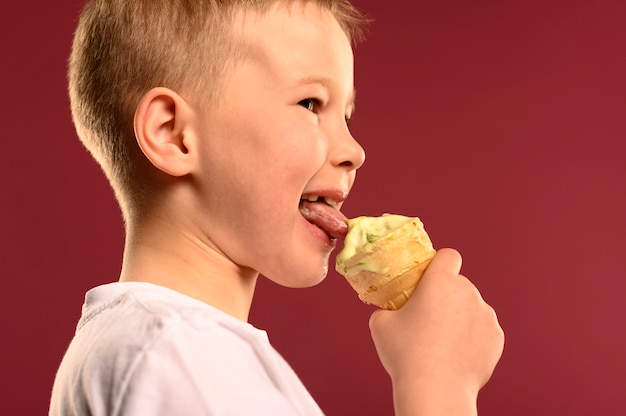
[69,0,368,221]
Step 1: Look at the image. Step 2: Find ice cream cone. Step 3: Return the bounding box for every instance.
[336,216,436,310]
[349,257,433,310]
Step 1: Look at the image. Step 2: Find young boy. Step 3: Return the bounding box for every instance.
[50,0,504,415]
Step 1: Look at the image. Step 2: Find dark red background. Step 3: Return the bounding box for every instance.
[2,1,625,414]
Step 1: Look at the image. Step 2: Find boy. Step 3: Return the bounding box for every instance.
[50,0,504,414]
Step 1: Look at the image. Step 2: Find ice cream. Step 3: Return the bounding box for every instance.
[335,214,436,310]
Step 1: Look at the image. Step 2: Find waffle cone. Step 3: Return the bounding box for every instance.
[351,258,433,310]
[337,218,435,310]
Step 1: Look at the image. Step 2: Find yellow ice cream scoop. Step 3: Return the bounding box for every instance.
[335,214,436,310]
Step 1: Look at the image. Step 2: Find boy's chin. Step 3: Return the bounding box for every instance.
[263,264,330,289]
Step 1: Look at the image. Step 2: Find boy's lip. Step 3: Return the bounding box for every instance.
[299,189,348,210]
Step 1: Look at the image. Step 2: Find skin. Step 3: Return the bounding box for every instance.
[121,1,504,414]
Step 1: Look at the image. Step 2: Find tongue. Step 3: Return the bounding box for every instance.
[299,200,348,239]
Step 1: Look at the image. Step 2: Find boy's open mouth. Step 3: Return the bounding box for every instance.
[299,195,348,240]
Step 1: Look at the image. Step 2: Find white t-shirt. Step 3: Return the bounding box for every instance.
[49,282,324,416]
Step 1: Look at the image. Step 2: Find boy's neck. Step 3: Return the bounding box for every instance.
[119,212,258,322]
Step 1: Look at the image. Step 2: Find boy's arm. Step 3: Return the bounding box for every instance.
[369,248,504,415]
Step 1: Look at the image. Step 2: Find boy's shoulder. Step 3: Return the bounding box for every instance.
[50,282,324,415]
[75,282,268,354]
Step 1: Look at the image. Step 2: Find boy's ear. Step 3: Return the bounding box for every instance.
[134,87,196,177]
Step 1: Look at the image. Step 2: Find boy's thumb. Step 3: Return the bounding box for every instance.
[423,248,463,279]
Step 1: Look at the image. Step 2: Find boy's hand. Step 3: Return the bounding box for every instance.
[368,248,504,415]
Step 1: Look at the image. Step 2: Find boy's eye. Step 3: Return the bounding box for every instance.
[298,98,317,112]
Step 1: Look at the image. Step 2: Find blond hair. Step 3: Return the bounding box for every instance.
[69,0,368,221]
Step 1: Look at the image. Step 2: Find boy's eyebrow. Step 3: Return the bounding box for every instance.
[295,77,357,109]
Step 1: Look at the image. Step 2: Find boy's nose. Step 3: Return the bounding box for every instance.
[333,129,366,171]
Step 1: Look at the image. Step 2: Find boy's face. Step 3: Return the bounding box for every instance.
[191,1,365,287]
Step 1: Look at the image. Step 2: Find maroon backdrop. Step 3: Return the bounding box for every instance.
[2,1,625,414]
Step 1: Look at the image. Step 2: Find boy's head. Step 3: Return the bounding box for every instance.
[69,0,368,222]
